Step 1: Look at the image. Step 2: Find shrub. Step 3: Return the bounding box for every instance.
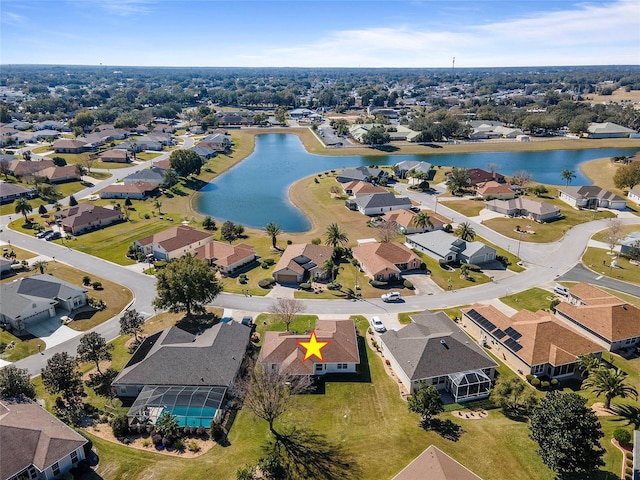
[299,282,312,290]
[525,374,534,383]
[141,439,151,448]
[466,264,481,272]
[541,381,550,389]
[327,281,341,290]
[550,378,559,387]
[258,277,275,289]
[626,468,633,476]
[311,238,322,245]
[369,280,387,288]
[210,420,225,441]
[173,438,185,451]
[82,276,91,286]
[152,434,162,445]
[196,426,206,437]
[153,261,167,269]
[314,178,319,184]
[144,213,151,219]
[626,452,633,460]
[549,299,561,312]
[162,437,173,448]
[531,378,541,387]
[287,239,292,245]
[496,255,511,267]
[403,279,414,289]
[614,428,632,444]
[238,274,248,284]
[92,281,102,290]
[111,414,129,438]
[188,440,201,452]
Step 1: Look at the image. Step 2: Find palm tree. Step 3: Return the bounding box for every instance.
[33,260,48,275]
[413,211,433,232]
[264,222,282,250]
[14,198,33,224]
[322,258,338,282]
[454,222,476,241]
[577,353,601,377]
[582,367,638,409]
[153,199,162,215]
[324,223,349,248]
[561,169,576,186]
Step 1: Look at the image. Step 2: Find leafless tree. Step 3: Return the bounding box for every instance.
[606,219,623,254]
[510,170,534,189]
[376,221,399,243]
[240,363,312,435]
[269,298,304,332]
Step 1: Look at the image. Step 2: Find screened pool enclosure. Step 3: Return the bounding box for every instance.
[445,370,492,403]
[128,385,226,427]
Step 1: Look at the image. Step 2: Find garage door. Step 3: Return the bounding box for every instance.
[277,274,298,284]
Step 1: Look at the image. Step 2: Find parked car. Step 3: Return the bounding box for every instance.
[36,230,53,238]
[241,316,254,327]
[370,316,386,333]
[381,291,401,302]
[553,286,569,296]
[44,232,61,241]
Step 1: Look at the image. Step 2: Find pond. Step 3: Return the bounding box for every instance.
[195,134,637,232]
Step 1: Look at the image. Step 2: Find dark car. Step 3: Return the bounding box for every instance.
[241,316,254,328]
[45,231,61,241]
[36,230,53,238]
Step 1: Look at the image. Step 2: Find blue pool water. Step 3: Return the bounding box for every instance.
[160,406,217,428]
[195,133,637,232]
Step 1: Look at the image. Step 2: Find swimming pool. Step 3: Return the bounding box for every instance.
[160,406,218,428]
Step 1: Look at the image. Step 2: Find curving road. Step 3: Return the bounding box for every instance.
[1,147,639,375]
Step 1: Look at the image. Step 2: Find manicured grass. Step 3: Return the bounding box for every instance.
[45,152,132,170]
[254,313,318,339]
[135,152,162,161]
[0,331,45,362]
[580,157,627,196]
[591,223,639,243]
[582,247,640,285]
[86,171,112,180]
[0,180,86,216]
[476,235,525,273]
[398,311,421,325]
[440,199,485,217]
[0,245,36,261]
[499,287,557,312]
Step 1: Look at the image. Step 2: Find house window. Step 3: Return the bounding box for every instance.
[52,462,60,476]
[71,450,78,463]
[336,363,348,369]
[533,364,545,375]
[315,363,323,372]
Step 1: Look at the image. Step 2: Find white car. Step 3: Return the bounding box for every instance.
[381,292,401,302]
[371,316,386,333]
[553,286,569,296]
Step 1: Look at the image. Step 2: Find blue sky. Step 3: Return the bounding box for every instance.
[1,0,638,67]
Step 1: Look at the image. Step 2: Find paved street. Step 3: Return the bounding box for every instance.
[1,152,639,376]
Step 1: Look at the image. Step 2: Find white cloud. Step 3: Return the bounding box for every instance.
[99,0,154,16]
[1,11,26,26]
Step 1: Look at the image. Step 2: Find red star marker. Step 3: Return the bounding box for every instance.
[298,330,329,362]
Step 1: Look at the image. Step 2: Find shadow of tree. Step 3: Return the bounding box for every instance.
[371,145,399,152]
[264,427,361,480]
[610,403,640,429]
[176,312,219,334]
[420,418,464,441]
[557,471,620,480]
[85,368,119,397]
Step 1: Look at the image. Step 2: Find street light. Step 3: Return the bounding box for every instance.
[516,230,524,260]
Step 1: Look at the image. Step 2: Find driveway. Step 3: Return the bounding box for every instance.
[403,272,442,296]
[26,318,81,349]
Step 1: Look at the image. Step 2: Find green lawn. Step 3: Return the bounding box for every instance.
[412,250,491,290]
[0,180,86,216]
[476,235,525,272]
[591,224,639,243]
[441,199,485,217]
[582,247,640,285]
[499,287,557,312]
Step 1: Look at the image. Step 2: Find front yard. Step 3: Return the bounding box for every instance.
[582,247,640,285]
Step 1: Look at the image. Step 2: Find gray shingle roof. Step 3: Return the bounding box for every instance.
[113,321,251,388]
[355,192,411,209]
[380,311,497,381]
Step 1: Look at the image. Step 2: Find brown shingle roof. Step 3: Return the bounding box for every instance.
[99,181,159,195]
[194,241,255,267]
[343,180,388,196]
[55,204,123,229]
[136,226,211,254]
[273,243,333,276]
[393,445,483,480]
[476,180,514,196]
[463,304,604,366]
[382,209,449,229]
[0,399,87,479]
[258,319,359,375]
[352,241,421,277]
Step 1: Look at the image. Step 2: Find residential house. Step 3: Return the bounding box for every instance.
[33,120,66,131]
[217,112,254,126]
[6,121,31,131]
[258,319,359,376]
[349,123,420,143]
[461,304,604,379]
[134,226,213,261]
[0,399,88,480]
[342,180,388,197]
[31,129,61,141]
[368,107,400,120]
[200,133,231,152]
[99,149,130,163]
[559,186,627,210]
[464,168,505,186]
[287,108,316,119]
[0,274,87,334]
[485,197,561,222]
[0,258,13,275]
[382,209,450,234]
[352,241,421,282]
[0,182,36,204]
[469,123,523,140]
[38,165,80,184]
[335,166,389,184]
[272,243,333,284]
[392,445,484,480]
[98,181,159,200]
[585,122,636,139]
[7,159,55,179]
[554,282,640,351]
[476,180,515,200]
[55,204,124,235]
[620,232,640,255]
[380,311,497,400]
[112,321,251,427]
[346,192,412,216]
[393,160,432,179]
[406,230,497,265]
[52,139,88,154]
[122,166,165,185]
[628,188,640,206]
[194,240,257,274]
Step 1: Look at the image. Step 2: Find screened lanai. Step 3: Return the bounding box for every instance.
[127,385,226,427]
[446,370,492,403]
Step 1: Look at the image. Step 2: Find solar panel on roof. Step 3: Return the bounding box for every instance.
[504,327,522,340]
[466,309,497,332]
[493,329,506,339]
[504,338,523,352]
